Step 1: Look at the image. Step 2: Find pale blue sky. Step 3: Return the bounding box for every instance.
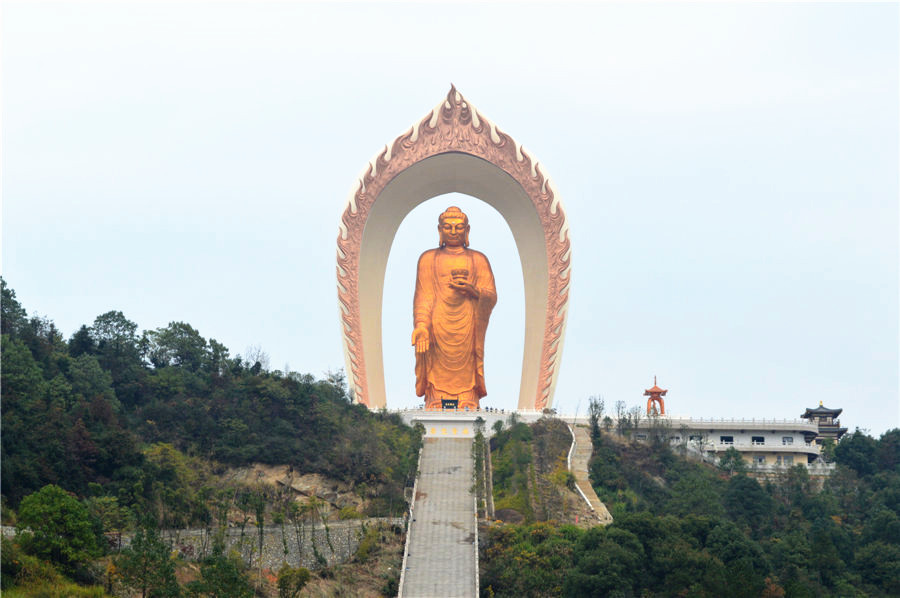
[3,2,898,435]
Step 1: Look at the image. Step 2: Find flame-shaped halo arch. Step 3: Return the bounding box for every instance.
[336,86,571,411]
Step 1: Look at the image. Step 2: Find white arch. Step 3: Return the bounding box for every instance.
[337,88,570,410]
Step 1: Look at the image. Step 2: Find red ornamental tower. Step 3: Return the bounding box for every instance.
[644,377,667,415]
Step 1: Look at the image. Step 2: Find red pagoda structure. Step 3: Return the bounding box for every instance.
[644,376,667,415]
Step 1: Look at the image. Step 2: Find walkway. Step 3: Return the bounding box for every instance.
[400,438,477,598]
[570,425,614,525]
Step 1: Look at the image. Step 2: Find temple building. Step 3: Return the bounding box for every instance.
[800,401,848,445]
[399,380,848,482]
[627,379,841,478]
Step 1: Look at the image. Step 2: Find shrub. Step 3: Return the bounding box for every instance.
[355,526,380,563]
[276,563,310,598]
[337,506,363,520]
[1,537,107,597]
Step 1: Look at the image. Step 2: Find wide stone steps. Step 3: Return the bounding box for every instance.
[399,438,477,598]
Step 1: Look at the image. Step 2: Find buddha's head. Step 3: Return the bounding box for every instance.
[438,206,470,248]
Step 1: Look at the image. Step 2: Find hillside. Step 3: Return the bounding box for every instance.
[2,279,421,516]
[480,419,900,597]
[487,417,595,526]
[0,279,420,596]
[3,276,898,597]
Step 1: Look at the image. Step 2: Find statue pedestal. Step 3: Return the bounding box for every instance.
[398,407,546,438]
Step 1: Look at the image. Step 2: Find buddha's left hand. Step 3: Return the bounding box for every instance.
[449,279,479,299]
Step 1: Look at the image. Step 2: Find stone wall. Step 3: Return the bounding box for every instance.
[108,518,404,572]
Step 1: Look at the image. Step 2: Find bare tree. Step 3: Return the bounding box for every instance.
[244,344,270,372]
[615,401,628,435]
[647,413,671,447]
[677,423,690,455]
[689,431,709,461]
[325,368,348,398]
[628,405,643,438]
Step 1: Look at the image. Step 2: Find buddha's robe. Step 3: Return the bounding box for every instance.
[414,247,496,409]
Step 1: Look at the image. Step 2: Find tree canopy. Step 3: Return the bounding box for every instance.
[1,278,421,523]
[481,420,900,597]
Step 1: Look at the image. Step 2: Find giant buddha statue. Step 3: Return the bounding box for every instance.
[412,207,497,410]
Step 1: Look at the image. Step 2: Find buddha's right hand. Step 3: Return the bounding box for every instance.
[412,327,430,354]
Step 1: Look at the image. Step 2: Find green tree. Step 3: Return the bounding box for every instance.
[819,437,836,463]
[724,474,773,536]
[1,278,28,336]
[704,521,769,597]
[834,429,878,477]
[566,525,645,596]
[85,495,134,534]
[144,322,209,372]
[667,473,725,518]
[143,443,203,528]
[588,395,604,441]
[17,315,67,379]
[91,310,144,405]
[68,353,118,408]
[854,541,900,595]
[16,484,100,572]
[187,545,253,598]
[876,428,900,472]
[69,325,97,358]
[1,334,45,402]
[277,563,311,598]
[718,446,747,476]
[115,525,180,598]
[206,338,231,375]
[92,311,141,370]
[1,335,67,503]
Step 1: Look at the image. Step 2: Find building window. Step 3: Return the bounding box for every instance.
[670,436,681,443]
[635,434,647,441]
[690,435,703,442]
[720,436,734,445]
[752,436,765,445]
[754,456,766,465]
[783,456,793,466]
[782,436,793,445]
[776,455,782,465]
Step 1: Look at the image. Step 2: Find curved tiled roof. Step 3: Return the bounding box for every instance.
[801,405,843,418]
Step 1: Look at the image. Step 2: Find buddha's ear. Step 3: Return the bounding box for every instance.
[464,224,470,247]
[438,224,445,248]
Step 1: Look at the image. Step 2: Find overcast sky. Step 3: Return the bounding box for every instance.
[3,2,898,435]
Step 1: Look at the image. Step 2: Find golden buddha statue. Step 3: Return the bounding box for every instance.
[412,207,497,410]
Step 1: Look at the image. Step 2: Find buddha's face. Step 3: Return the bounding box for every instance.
[439,216,469,247]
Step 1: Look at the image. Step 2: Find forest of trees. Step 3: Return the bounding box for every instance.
[479,410,900,597]
[1,278,421,595]
[2,278,421,517]
[4,277,899,597]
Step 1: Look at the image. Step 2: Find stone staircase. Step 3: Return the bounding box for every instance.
[569,425,614,525]
[399,438,477,598]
